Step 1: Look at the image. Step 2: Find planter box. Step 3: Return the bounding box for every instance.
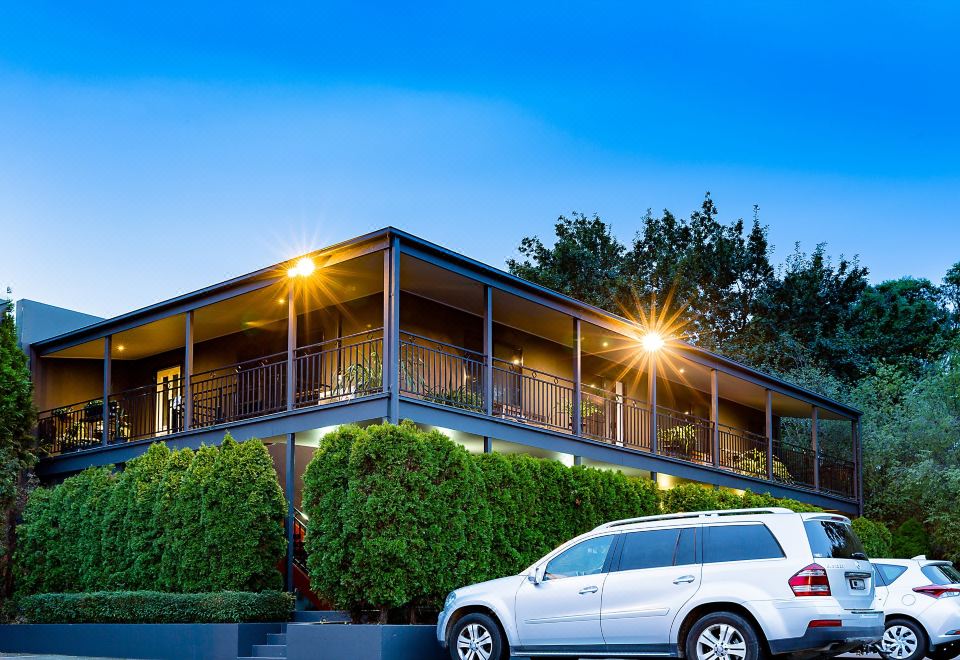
[0,622,280,660]
[287,623,445,660]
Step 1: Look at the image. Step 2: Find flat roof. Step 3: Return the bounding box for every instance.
[30,226,861,418]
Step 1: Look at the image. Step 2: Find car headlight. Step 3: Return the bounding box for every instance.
[444,591,457,610]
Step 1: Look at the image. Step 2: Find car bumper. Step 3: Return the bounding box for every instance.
[437,608,450,647]
[768,623,885,655]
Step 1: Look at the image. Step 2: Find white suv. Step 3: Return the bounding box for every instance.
[871,556,960,660]
[438,508,883,660]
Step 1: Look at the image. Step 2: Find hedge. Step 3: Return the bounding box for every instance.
[15,434,286,595]
[852,516,893,557]
[18,591,293,624]
[661,482,825,514]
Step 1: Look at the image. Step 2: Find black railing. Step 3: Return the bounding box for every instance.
[109,378,184,442]
[37,399,109,454]
[399,333,484,411]
[773,439,817,489]
[191,353,287,429]
[718,424,770,479]
[492,359,574,433]
[819,453,856,498]
[657,408,714,464]
[292,509,309,572]
[295,329,384,407]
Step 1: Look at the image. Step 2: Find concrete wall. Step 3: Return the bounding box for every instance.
[286,623,445,660]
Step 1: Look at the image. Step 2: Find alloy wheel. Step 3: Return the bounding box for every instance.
[696,622,748,660]
[456,622,493,660]
[882,625,920,660]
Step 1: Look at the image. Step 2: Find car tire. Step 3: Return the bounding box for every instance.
[448,612,504,660]
[880,618,927,660]
[685,611,765,660]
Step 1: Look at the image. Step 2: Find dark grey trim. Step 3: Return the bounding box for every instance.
[513,643,679,657]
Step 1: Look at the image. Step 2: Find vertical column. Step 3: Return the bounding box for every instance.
[382,250,391,398]
[615,381,624,446]
[483,436,493,453]
[856,417,864,515]
[812,405,820,491]
[574,455,583,466]
[285,432,295,592]
[102,336,111,446]
[286,284,296,411]
[387,237,401,424]
[572,318,582,436]
[483,285,493,417]
[710,369,720,467]
[183,310,194,431]
[648,354,658,454]
[765,389,774,480]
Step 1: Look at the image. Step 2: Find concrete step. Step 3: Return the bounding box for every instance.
[251,643,287,657]
[265,633,287,645]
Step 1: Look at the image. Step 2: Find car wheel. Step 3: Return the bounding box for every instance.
[686,611,764,660]
[449,612,504,660]
[880,619,927,660]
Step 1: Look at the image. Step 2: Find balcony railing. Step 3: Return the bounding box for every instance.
[36,330,855,499]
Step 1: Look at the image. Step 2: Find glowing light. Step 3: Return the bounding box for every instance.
[512,358,520,365]
[287,257,316,278]
[679,367,685,374]
[117,345,126,353]
[602,341,609,348]
[642,331,665,352]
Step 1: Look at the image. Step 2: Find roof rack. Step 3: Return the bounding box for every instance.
[593,507,796,531]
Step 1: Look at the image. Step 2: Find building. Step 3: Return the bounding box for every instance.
[23,227,862,591]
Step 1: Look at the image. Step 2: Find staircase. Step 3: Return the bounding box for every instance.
[239,627,288,660]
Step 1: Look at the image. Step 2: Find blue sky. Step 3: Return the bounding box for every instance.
[2,2,959,318]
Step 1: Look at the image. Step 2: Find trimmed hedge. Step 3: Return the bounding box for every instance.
[15,434,286,595]
[852,516,893,557]
[18,591,293,624]
[661,482,825,514]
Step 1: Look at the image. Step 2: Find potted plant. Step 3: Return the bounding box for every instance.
[658,423,706,461]
[730,449,793,483]
[83,399,104,422]
[425,384,484,411]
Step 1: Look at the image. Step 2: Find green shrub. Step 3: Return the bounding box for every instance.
[891,518,930,558]
[18,591,293,624]
[15,434,286,595]
[852,517,893,557]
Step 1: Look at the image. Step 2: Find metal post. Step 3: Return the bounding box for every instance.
[183,311,193,431]
[388,237,401,424]
[648,353,658,454]
[765,389,774,480]
[285,432,295,592]
[812,405,820,491]
[710,369,719,467]
[102,336,111,446]
[856,417,863,515]
[572,318,581,436]
[287,284,296,411]
[574,455,583,466]
[483,285,493,417]
[483,436,493,453]
[382,250,391,397]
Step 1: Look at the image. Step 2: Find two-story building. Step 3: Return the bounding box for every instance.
[21,227,862,594]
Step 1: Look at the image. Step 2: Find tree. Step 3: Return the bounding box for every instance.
[0,299,38,599]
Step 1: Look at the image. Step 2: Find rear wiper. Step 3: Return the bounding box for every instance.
[851,552,869,560]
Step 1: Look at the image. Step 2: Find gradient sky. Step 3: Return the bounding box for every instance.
[2,2,959,319]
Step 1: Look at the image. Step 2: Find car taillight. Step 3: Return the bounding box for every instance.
[808,619,842,628]
[914,586,960,599]
[790,563,831,596]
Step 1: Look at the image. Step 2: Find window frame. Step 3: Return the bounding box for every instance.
[875,563,907,587]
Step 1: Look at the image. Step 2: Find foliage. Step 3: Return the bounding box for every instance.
[891,518,930,559]
[0,299,38,599]
[18,591,293,624]
[852,517,893,558]
[425,384,484,411]
[729,449,792,482]
[657,423,700,455]
[661,483,823,514]
[14,435,286,595]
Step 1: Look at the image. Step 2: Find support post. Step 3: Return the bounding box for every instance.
[812,405,820,491]
[483,285,493,417]
[102,336,111,446]
[287,285,296,411]
[856,417,863,515]
[648,353,658,454]
[572,318,581,436]
[765,389,774,480]
[483,436,493,453]
[387,237,401,424]
[615,381,624,446]
[285,432,295,592]
[382,250,391,397]
[183,310,193,431]
[710,369,719,467]
[574,455,583,466]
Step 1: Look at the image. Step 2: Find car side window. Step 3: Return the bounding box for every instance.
[703,524,784,563]
[544,535,615,580]
[619,528,680,571]
[876,564,906,586]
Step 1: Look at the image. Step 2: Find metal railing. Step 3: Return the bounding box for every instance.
[295,329,384,407]
[107,378,184,443]
[656,407,714,464]
[190,353,287,429]
[718,424,770,479]
[819,452,856,498]
[492,359,574,433]
[399,333,484,411]
[773,439,817,489]
[36,399,108,454]
[579,387,653,452]
[292,509,309,573]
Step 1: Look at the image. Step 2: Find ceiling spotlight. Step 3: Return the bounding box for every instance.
[642,331,665,352]
[287,257,315,278]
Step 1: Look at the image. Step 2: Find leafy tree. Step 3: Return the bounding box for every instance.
[0,299,38,598]
[852,517,893,558]
[891,518,931,559]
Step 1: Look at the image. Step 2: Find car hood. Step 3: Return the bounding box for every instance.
[454,574,527,600]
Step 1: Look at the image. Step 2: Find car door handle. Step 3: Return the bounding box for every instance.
[578,586,599,595]
[673,575,696,584]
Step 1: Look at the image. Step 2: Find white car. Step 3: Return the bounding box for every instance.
[437,507,884,660]
[871,556,960,660]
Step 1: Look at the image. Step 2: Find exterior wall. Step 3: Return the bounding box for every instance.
[400,292,482,351]
[36,358,103,410]
[718,398,766,435]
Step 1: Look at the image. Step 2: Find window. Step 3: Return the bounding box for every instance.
[545,535,615,580]
[921,564,960,586]
[676,527,697,566]
[876,564,907,586]
[703,524,784,563]
[804,520,867,560]
[617,527,698,571]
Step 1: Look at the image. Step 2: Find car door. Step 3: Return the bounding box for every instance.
[601,526,701,651]
[514,533,617,651]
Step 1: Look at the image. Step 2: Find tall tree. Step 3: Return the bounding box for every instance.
[0,299,38,598]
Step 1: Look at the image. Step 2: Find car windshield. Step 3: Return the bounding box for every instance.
[922,563,960,585]
[804,519,868,559]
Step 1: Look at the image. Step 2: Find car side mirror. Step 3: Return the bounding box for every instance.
[528,565,545,585]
